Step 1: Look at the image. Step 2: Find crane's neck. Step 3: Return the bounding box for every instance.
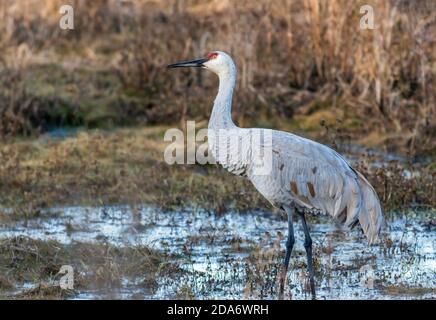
[208,70,237,130]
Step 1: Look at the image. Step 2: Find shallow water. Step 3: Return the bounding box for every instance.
[1,206,435,300]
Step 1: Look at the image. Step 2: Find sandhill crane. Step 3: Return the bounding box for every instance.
[168,51,385,299]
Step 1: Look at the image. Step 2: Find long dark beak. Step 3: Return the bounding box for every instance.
[167,58,208,68]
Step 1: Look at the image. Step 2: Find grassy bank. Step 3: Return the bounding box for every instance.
[0,236,171,299]
[0,126,434,216]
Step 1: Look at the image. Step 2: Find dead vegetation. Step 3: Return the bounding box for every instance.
[0,127,434,217]
[0,127,269,213]
[0,235,170,299]
[0,1,434,301]
[0,0,434,155]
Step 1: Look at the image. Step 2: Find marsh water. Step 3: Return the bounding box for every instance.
[1,205,435,299]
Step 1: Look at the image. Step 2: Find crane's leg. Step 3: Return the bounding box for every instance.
[278,205,295,299]
[300,213,316,299]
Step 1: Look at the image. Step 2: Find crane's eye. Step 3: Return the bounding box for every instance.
[206,52,218,60]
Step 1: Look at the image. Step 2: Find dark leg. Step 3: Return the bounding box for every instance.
[300,213,316,299]
[278,206,295,299]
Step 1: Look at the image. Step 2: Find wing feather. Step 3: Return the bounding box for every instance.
[269,131,383,241]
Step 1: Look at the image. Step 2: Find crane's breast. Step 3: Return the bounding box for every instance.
[207,128,252,177]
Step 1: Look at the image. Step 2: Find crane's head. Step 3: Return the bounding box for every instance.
[167,51,235,76]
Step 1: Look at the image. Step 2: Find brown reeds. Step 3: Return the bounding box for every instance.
[0,0,434,154]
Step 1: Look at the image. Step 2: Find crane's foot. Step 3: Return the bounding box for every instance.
[278,266,285,299]
[301,212,316,300]
[305,250,316,300]
[309,278,316,300]
[277,265,291,300]
[279,205,295,300]
[305,276,316,300]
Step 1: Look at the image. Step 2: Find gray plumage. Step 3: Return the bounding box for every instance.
[202,51,384,243]
[168,50,385,299]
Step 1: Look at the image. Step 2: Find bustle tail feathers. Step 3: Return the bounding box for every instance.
[355,171,385,244]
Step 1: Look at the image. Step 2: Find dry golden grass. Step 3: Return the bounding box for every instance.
[0,126,269,213]
[0,126,434,216]
[0,0,434,155]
